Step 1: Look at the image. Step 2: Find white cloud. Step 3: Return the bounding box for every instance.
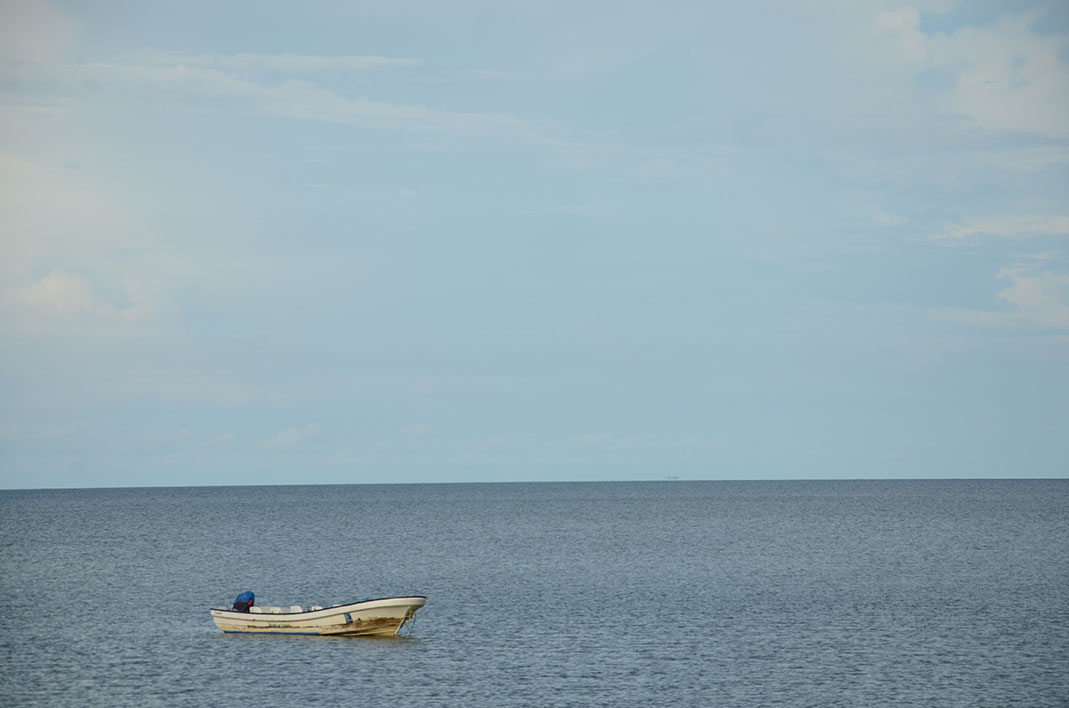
[468,433,537,449]
[24,59,539,138]
[265,424,322,449]
[996,258,1069,329]
[933,216,1069,241]
[870,207,906,227]
[258,79,531,135]
[931,306,1018,328]
[206,433,237,447]
[941,12,1069,138]
[875,8,927,66]
[970,145,1069,173]
[161,52,420,74]
[878,7,1069,137]
[0,147,185,337]
[16,269,153,323]
[114,376,272,407]
[934,254,1069,330]
[0,152,136,269]
[460,69,528,81]
[0,0,75,63]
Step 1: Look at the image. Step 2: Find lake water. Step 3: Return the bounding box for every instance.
[1,480,1066,707]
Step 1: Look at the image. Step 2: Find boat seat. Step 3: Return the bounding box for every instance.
[309,605,323,611]
[289,605,303,613]
[249,606,264,613]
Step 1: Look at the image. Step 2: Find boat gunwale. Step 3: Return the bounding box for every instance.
[209,595,426,619]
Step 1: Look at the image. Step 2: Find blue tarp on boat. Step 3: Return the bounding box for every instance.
[232,590,254,611]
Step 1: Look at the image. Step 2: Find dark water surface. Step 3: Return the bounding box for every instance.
[1,480,1066,707]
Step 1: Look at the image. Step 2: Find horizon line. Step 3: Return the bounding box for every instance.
[2,476,1067,492]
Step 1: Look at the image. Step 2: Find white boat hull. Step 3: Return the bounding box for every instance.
[210,596,426,637]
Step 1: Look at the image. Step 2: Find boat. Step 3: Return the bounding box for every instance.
[210,595,427,636]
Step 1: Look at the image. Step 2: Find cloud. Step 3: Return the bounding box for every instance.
[875,8,927,65]
[0,152,136,269]
[257,79,532,136]
[934,254,1069,330]
[468,433,538,449]
[112,376,273,407]
[460,69,528,81]
[996,257,1069,329]
[22,59,541,139]
[0,0,76,63]
[159,53,420,74]
[931,306,1018,328]
[265,424,323,450]
[933,216,1069,241]
[16,269,153,323]
[878,7,1069,137]
[206,433,236,447]
[0,149,184,337]
[969,145,1069,173]
[870,207,906,227]
[941,11,1069,138]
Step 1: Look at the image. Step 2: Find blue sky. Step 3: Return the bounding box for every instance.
[1,0,1067,488]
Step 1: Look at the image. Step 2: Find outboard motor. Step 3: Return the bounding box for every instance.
[232,590,255,612]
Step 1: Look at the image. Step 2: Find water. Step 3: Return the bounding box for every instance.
[1,480,1066,707]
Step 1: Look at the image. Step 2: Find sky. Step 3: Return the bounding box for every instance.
[1,0,1067,488]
